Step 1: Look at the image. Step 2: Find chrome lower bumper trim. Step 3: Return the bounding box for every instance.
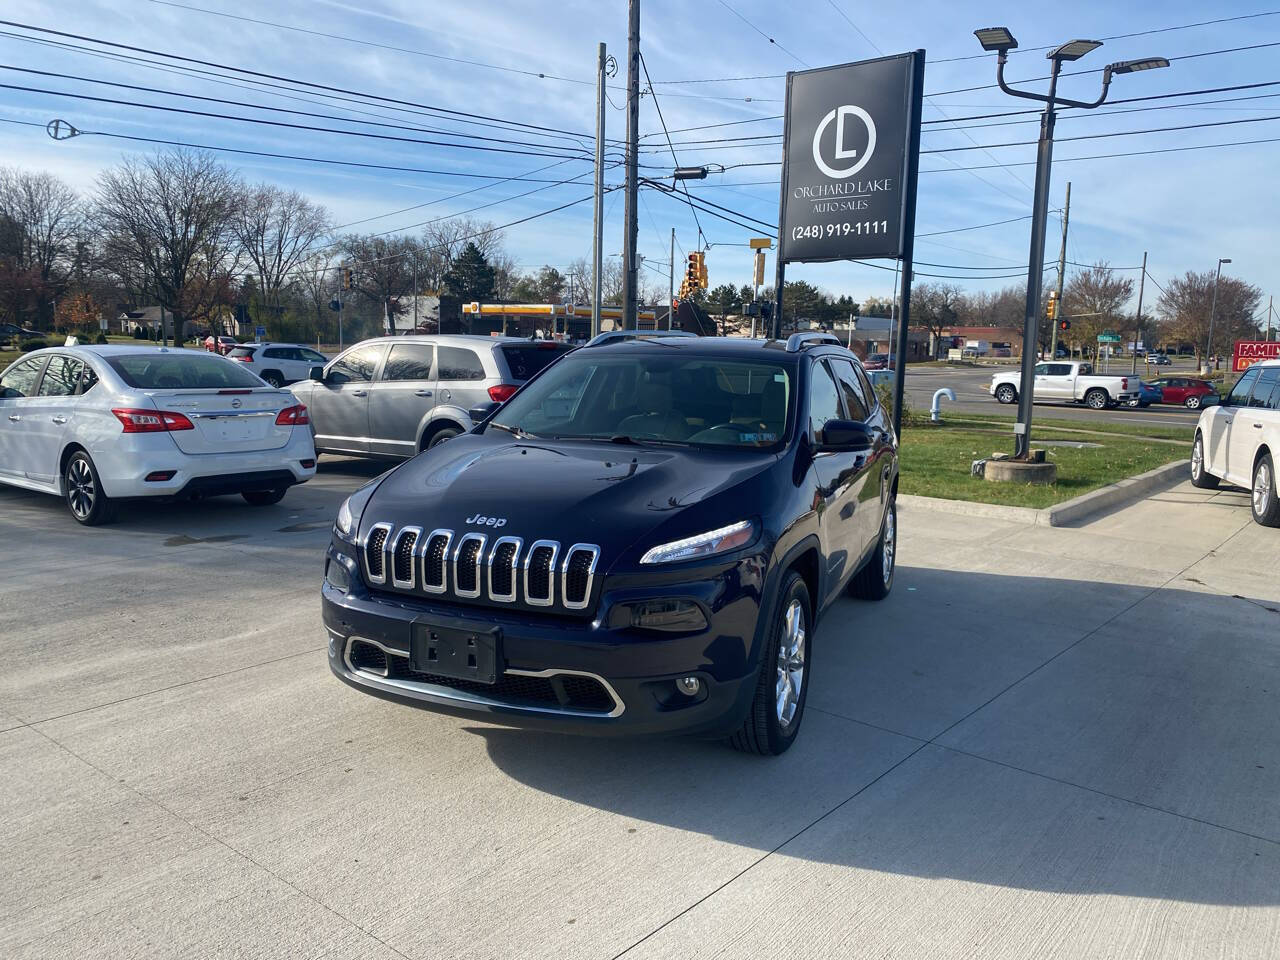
[341,635,625,719]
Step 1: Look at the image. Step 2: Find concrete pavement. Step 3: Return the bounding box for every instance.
[1,463,1277,958]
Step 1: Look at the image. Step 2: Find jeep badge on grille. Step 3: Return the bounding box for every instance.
[465,514,507,528]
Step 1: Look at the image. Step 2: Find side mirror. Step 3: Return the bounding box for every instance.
[308,366,325,382]
[818,419,873,452]
[468,401,499,423]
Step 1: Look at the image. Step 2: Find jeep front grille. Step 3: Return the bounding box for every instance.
[361,525,598,613]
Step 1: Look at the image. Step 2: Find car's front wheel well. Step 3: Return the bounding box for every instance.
[420,419,465,451]
[1258,444,1273,472]
[787,547,820,616]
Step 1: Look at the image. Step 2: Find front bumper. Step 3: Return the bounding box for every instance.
[322,543,767,738]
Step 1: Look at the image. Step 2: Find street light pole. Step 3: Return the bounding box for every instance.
[975,26,1168,459]
[1205,257,1230,372]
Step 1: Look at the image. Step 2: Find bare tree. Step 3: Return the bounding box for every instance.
[93,150,242,341]
[340,234,418,334]
[1156,270,1263,363]
[233,184,330,327]
[0,167,83,327]
[419,217,504,291]
[295,247,339,335]
[910,282,967,357]
[1063,262,1134,361]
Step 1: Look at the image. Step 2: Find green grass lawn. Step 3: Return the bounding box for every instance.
[939,412,1195,443]
[899,421,1190,509]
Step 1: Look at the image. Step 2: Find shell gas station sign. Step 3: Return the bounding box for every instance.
[1232,340,1280,372]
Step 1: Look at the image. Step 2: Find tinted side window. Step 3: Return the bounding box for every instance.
[38,355,83,397]
[1048,364,1072,376]
[80,364,100,396]
[1248,367,1280,408]
[438,346,485,381]
[0,357,46,398]
[383,343,435,381]
[262,348,287,359]
[808,360,843,439]
[299,349,327,363]
[1226,366,1260,406]
[854,364,878,410]
[327,345,383,384]
[830,358,870,421]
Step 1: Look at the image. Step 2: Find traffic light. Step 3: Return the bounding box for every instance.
[342,267,353,290]
[1059,319,1071,331]
[697,251,708,289]
[685,252,699,290]
[1045,290,1058,320]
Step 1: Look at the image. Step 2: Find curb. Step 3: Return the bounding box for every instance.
[899,459,1189,527]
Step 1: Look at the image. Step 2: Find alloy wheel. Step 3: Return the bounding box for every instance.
[1186,396,1201,409]
[1192,437,1204,480]
[67,458,95,520]
[882,504,896,585]
[775,599,806,729]
[1255,461,1273,517]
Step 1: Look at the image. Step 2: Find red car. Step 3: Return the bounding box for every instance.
[203,335,238,355]
[1148,376,1218,409]
[862,353,893,370]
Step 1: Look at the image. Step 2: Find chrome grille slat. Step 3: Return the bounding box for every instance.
[561,544,599,610]
[391,526,421,589]
[362,522,393,585]
[453,533,487,599]
[420,529,453,594]
[487,536,522,602]
[523,539,559,607]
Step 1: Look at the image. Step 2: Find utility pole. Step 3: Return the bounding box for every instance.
[1205,257,1230,372]
[620,1,640,330]
[591,41,607,339]
[1130,250,1147,375]
[668,227,675,330]
[1049,181,1070,360]
[413,256,419,332]
[1267,295,1274,341]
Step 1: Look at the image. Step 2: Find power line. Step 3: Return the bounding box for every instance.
[0,19,597,140]
[714,0,809,66]
[923,134,1280,171]
[639,52,705,247]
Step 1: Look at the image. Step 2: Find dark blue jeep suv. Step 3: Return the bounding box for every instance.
[322,333,899,754]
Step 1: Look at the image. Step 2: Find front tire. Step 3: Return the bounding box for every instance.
[730,571,811,756]
[1085,388,1109,410]
[1184,395,1201,410]
[995,384,1017,404]
[262,372,285,388]
[242,487,287,506]
[1190,432,1220,490]
[1252,453,1280,527]
[849,497,896,601]
[64,450,116,525]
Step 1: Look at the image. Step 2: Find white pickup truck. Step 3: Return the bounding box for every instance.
[989,361,1142,409]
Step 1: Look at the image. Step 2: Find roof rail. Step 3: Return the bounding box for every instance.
[585,330,698,347]
[784,332,842,352]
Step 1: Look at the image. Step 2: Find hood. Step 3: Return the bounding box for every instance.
[362,432,777,564]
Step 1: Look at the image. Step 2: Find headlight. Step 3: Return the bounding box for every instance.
[335,478,382,541]
[640,519,756,565]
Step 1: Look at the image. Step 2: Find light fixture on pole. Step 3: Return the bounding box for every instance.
[973,26,1168,460]
[1205,257,1231,372]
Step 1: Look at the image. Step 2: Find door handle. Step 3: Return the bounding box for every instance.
[415,390,433,397]
[1254,422,1264,429]
[7,415,19,422]
[351,390,368,397]
[52,416,67,424]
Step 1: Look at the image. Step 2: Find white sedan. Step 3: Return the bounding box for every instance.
[0,345,317,525]
[1191,357,1280,527]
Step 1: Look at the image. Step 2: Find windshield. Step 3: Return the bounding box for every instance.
[106,353,266,390]
[492,351,792,448]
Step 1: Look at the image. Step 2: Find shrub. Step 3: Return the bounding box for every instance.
[94,333,109,345]
[875,377,921,429]
[132,326,146,340]
[19,339,47,352]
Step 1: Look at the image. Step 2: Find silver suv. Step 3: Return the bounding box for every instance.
[290,334,572,457]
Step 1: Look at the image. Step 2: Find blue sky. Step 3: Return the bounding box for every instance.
[2,0,1278,318]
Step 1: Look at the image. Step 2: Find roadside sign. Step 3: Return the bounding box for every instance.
[1097,332,1122,343]
[749,237,773,249]
[255,325,266,343]
[778,52,921,264]
[1232,340,1280,371]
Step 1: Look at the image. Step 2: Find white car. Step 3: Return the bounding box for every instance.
[1191,358,1280,527]
[0,345,317,525]
[226,342,329,387]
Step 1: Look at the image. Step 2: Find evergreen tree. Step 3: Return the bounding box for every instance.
[443,242,496,301]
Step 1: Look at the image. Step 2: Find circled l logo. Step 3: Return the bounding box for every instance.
[811,105,877,180]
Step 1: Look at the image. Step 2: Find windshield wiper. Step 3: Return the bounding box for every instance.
[607,434,642,445]
[490,422,537,439]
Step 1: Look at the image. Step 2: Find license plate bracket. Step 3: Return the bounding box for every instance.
[410,620,501,685]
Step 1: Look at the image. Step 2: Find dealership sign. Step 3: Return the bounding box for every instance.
[778,52,922,263]
[1232,340,1280,372]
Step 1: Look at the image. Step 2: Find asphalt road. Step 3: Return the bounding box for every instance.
[1,459,1277,958]
[901,359,1205,429]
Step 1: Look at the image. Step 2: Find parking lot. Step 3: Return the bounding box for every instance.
[2,460,1278,959]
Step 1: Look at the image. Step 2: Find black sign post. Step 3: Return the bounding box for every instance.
[774,51,925,438]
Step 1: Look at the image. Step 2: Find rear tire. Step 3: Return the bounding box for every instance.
[730,571,811,756]
[849,497,896,601]
[64,450,116,526]
[1184,395,1201,410]
[1190,432,1220,490]
[995,384,1016,404]
[262,371,285,388]
[1252,453,1280,527]
[426,426,462,449]
[242,487,287,506]
[1085,388,1108,410]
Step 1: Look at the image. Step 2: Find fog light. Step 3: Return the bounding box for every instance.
[676,676,701,697]
[301,458,316,469]
[144,470,176,482]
